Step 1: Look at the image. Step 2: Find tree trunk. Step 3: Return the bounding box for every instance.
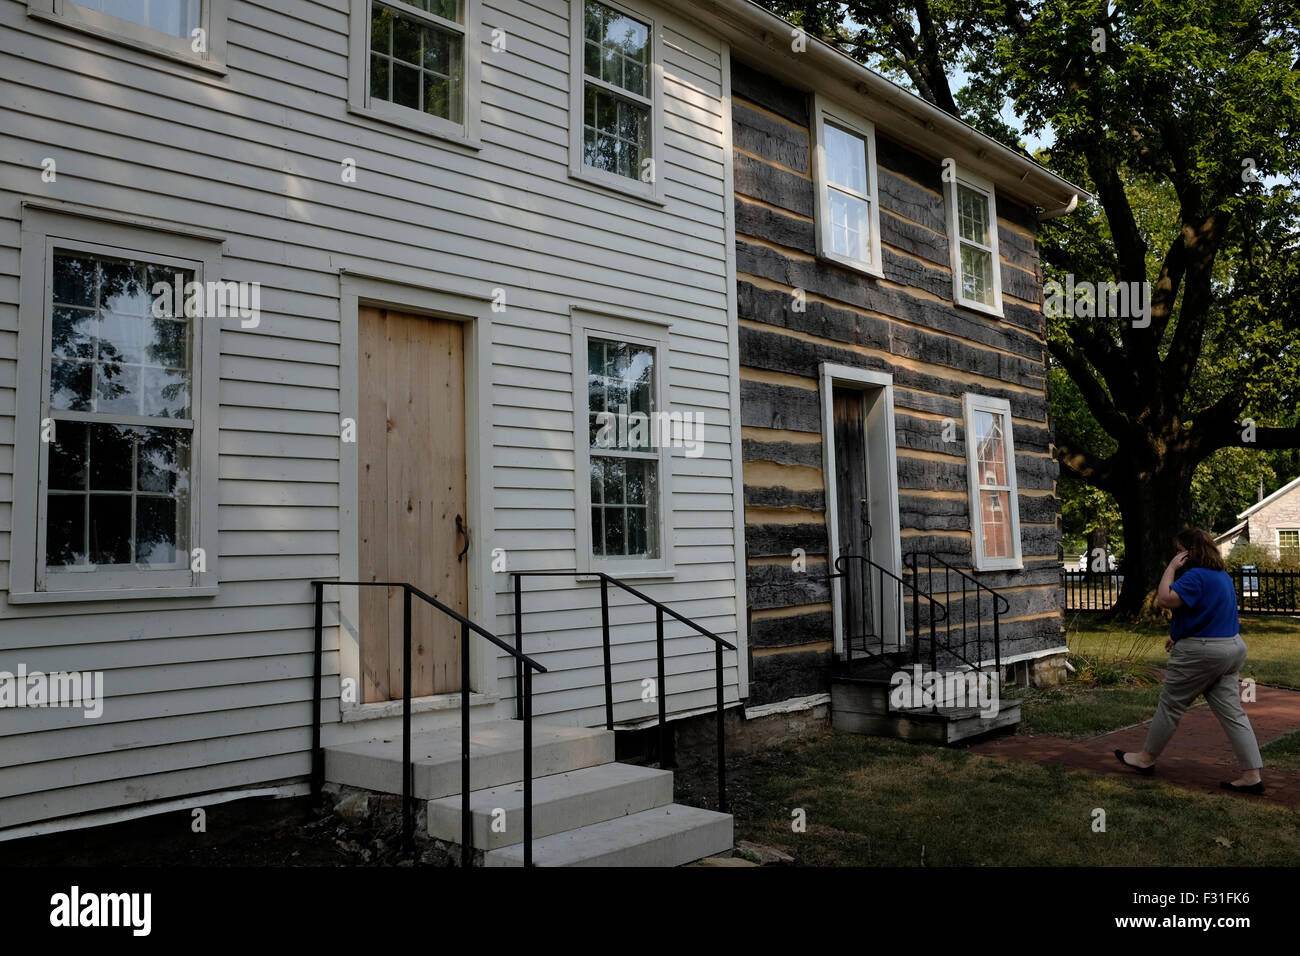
[1112,462,1193,618]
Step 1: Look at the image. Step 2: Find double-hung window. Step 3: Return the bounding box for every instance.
[812,95,882,276]
[26,0,230,71]
[963,394,1022,571]
[1279,529,1300,561]
[570,0,664,202]
[349,0,481,143]
[946,171,1003,315]
[12,208,220,601]
[573,312,673,575]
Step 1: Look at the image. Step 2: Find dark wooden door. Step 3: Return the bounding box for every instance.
[833,387,871,646]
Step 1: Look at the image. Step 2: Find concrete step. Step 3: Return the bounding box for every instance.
[427,762,674,850]
[484,804,734,867]
[324,719,614,799]
[834,697,1021,744]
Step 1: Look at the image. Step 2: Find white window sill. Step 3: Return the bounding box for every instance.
[971,560,1023,573]
[956,296,1005,319]
[27,9,227,75]
[340,692,498,722]
[346,102,481,150]
[568,167,666,207]
[576,569,677,583]
[8,585,219,605]
[818,250,884,280]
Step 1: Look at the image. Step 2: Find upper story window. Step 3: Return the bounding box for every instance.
[570,0,665,203]
[11,208,221,602]
[946,171,1004,316]
[573,311,674,576]
[812,95,882,277]
[26,0,230,71]
[963,394,1022,571]
[347,0,482,144]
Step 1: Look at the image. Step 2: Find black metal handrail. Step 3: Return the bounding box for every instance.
[828,553,946,672]
[905,553,1007,680]
[310,580,547,867]
[509,570,736,813]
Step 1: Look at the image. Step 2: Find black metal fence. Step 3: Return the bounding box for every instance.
[1062,568,1300,614]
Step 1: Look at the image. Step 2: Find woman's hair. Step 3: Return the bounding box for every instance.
[1173,527,1227,572]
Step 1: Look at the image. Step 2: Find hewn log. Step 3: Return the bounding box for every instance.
[742,437,824,466]
[745,522,829,557]
[750,609,834,648]
[731,59,810,126]
[739,379,821,432]
[733,101,809,171]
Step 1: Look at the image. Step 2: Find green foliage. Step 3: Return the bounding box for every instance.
[1190,447,1276,533]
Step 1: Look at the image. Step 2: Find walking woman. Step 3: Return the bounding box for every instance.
[1115,528,1265,793]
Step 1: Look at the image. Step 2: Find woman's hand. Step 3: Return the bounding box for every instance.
[1156,551,1190,610]
[1165,638,1175,652]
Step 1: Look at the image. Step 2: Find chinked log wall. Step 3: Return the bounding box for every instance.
[731,60,1064,706]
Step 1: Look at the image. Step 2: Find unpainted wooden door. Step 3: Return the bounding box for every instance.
[358,307,467,702]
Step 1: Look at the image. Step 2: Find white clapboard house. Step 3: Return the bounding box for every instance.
[0,0,1082,864]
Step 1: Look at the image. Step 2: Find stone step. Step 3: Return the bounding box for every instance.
[484,804,734,867]
[834,698,1021,744]
[324,719,614,799]
[428,762,674,850]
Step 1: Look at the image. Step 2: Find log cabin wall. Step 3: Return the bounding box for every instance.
[730,60,1065,706]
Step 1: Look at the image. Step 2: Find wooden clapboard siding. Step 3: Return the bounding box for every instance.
[731,59,1061,705]
[0,0,739,829]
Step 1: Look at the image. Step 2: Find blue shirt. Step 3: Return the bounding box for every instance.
[1170,567,1239,640]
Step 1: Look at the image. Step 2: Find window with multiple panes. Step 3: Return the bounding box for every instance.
[369,0,464,123]
[11,209,219,601]
[812,97,881,274]
[43,251,194,576]
[571,0,661,200]
[26,0,228,69]
[587,336,661,560]
[946,173,1003,314]
[1279,529,1300,560]
[963,394,1021,570]
[349,0,478,141]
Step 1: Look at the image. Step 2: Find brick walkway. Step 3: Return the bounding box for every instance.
[970,683,1300,808]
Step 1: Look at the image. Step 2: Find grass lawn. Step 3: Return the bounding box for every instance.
[1016,615,1300,737]
[680,731,1300,866]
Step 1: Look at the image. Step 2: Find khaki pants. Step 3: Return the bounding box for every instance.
[1143,636,1263,770]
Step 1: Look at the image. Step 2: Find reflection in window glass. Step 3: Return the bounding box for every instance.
[582,0,652,181]
[73,0,201,38]
[587,336,660,559]
[369,1,465,123]
[45,250,194,571]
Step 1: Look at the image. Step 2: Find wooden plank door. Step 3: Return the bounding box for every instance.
[833,387,871,647]
[358,307,467,703]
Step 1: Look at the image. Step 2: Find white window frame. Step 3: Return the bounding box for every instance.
[811,93,882,278]
[963,393,1022,571]
[945,169,1004,317]
[572,308,674,577]
[1277,528,1300,558]
[10,203,222,603]
[26,0,230,73]
[347,0,483,147]
[568,0,666,204]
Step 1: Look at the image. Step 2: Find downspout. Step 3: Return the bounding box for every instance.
[1039,193,1080,221]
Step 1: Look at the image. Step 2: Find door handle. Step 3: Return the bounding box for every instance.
[455,514,470,563]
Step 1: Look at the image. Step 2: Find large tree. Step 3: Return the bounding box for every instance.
[762,0,1300,615]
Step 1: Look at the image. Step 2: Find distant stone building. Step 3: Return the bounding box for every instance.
[1216,475,1300,562]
